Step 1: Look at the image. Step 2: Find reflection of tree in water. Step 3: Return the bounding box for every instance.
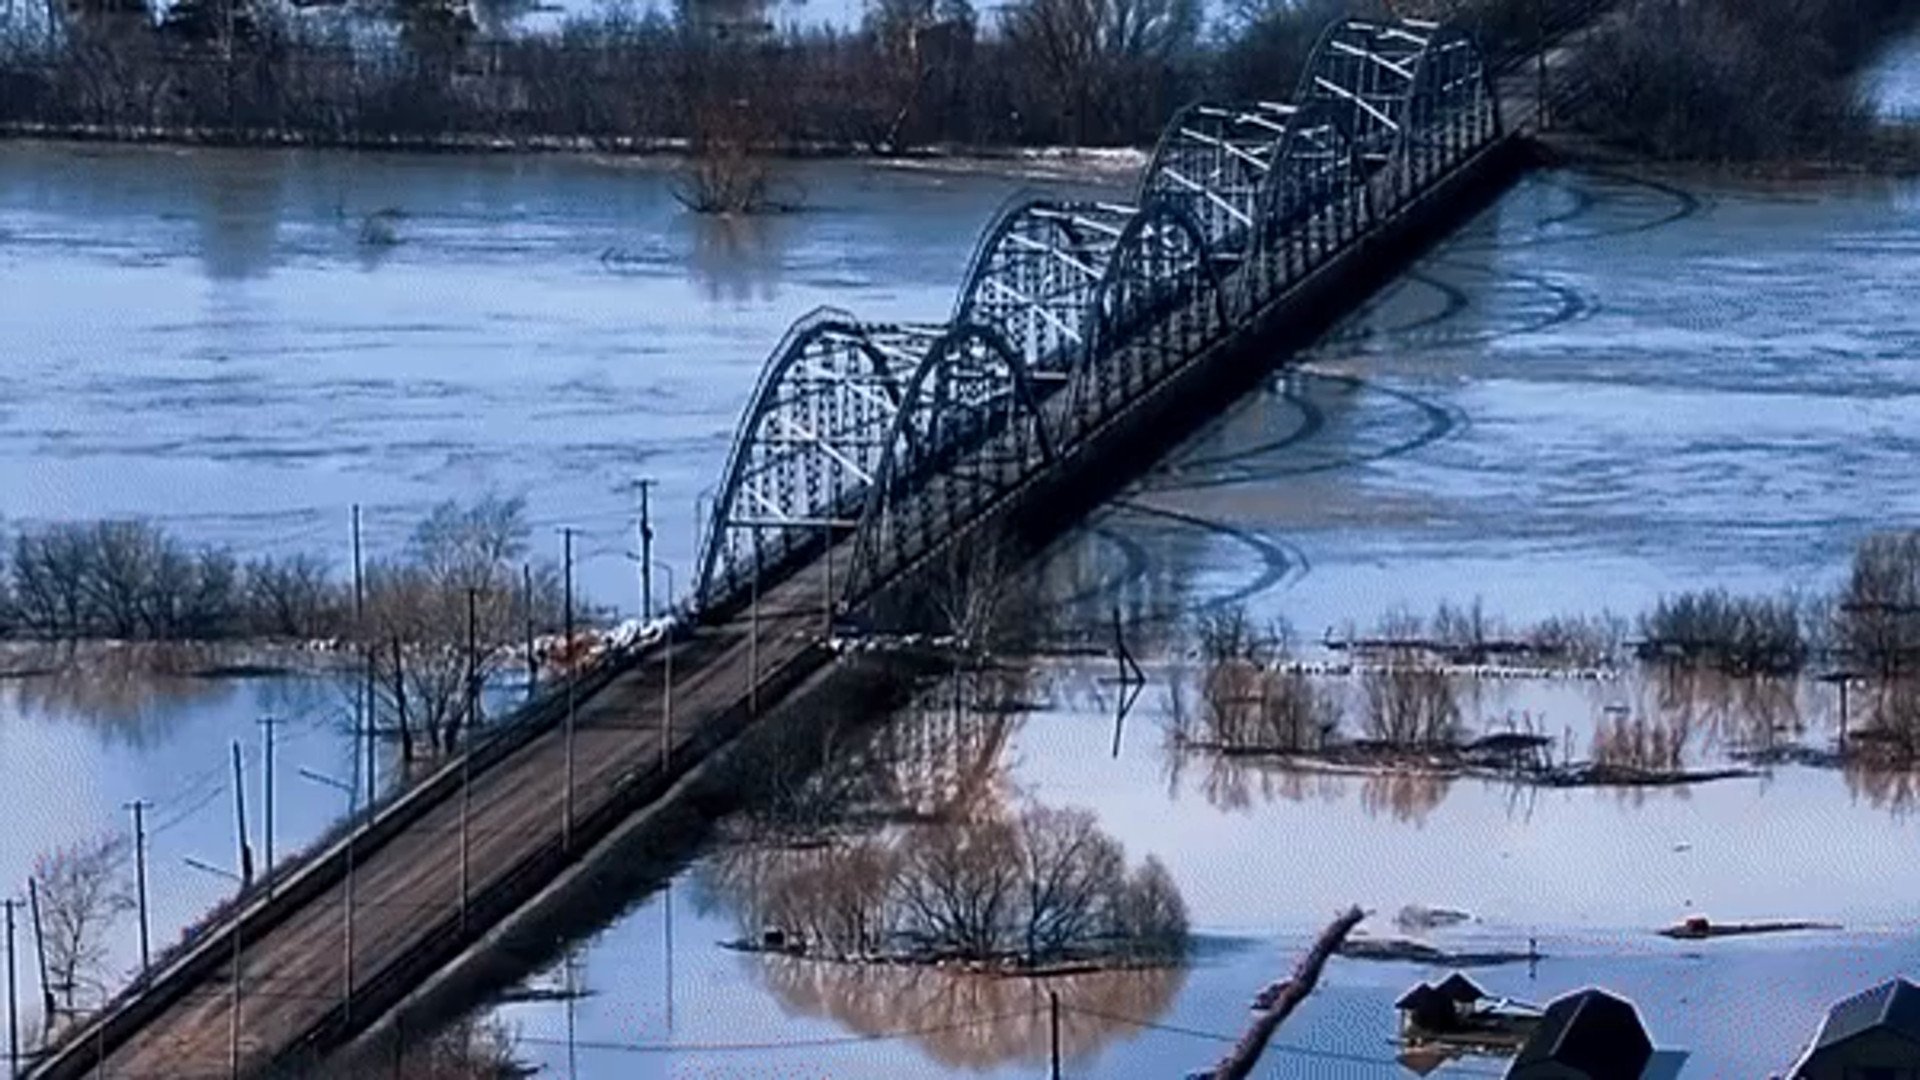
[1168,745,1342,813]
[686,212,786,304]
[752,954,1185,1070]
[1644,667,1807,758]
[1163,743,1452,823]
[877,666,1029,824]
[1022,522,1189,653]
[2,643,339,749]
[1846,759,1920,819]
[5,644,232,748]
[1358,770,1452,826]
[718,660,1033,840]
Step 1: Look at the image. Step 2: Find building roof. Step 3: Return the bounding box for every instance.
[1809,978,1920,1055]
[1435,972,1488,1004]
[1511,988,1653,1078]
[1397,983,1440,1010]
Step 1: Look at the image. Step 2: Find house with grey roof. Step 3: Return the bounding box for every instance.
[1507,988,1654,1080]
[1791,977,1920,1080]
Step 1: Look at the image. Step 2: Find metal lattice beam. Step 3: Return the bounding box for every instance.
[695,16,1499,618]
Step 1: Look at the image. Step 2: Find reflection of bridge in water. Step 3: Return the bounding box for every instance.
[29,14,1589,1078]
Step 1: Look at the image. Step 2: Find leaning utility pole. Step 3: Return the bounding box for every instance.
[636,479,655,620]
[5,898,17,1080]
[127,800,152,981]
[26,882,50,1028]
[231,741,254,890]
[523,563,537,700]
[460,587,479,933]
[258,716,281,896]
[562,527,576,852]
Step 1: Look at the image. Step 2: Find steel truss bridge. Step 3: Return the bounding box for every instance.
[695,15,1499,621]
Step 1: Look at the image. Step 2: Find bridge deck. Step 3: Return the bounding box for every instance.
[92,555,842,1079]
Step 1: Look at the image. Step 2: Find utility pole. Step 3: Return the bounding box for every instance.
[364,648,378,810]
[258,717,280,896]
[343,827,355,1024]
[636,479,655,620]
[523,562,537,700]
[392,636,411,766]
[25,882,49,1029]
[127,800,152,981]
[231,741,254,890]
[562,527,576,852]
[6,898,17,1080]
[351,503,364,623]
[1049,990,1061,1080]
[652,561,676,774]
[228,922,241,1079]
[461,587,478,935]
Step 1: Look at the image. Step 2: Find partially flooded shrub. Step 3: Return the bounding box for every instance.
[1842,532,1920,677]
[1195,606,1268,665]
[712,803,1188,967]
[1199,660,1339,753]
[1431,598,1497,660]
[1858,679,1920,763]
[1527,611,1628,669]
[1637,588,1808,676]
[1590,711,1689,773]
[1360,661,1459,748]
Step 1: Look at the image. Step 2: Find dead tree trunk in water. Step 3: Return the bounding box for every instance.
[1200,904,1365,1080]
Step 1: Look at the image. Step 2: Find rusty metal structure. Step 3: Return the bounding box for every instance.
[695,15,1499,615]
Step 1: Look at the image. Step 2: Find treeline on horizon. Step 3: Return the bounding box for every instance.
[0,497,572,646]
[0,0,1584,152]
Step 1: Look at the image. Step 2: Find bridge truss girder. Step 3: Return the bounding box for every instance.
[694,15,1499,617]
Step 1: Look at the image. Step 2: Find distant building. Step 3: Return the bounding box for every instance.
[1791,978,1920,1080]
[1436,972,1490,1012]
[1398,983,1457,1037]
[1508,988,1654,1080]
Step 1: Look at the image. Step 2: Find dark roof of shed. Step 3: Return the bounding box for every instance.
[1512,988,1653,1077]
[1812,978,1920,1052]
[1435,972,1487,1003]
[1398,984,1439,1010]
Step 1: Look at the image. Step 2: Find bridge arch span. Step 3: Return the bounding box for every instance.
[843,321,1057,606]
[1064,197,1227,437]
[1294,16,1498,204]
[952,197,1134,377]
[695,308,942,611]
[1137,100,1298,263]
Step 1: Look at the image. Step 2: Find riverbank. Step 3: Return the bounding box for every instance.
[0,123,1150,179]
[1536,123,1920,179]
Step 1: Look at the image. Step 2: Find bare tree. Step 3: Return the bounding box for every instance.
[999,0,1201,143]
[357,1016,529,1079]
[1842,532,1920,678]
[244,553,346,639]
[895,815,1024,959]
[1361,658,1458,748]
[360,496,566,763]
[1017,805,1125,964]
[33,832,136,1013]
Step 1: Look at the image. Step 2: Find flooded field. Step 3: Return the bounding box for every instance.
[3,132,1919,1075]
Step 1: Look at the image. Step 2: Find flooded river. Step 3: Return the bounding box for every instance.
[2,128,1918,1076]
